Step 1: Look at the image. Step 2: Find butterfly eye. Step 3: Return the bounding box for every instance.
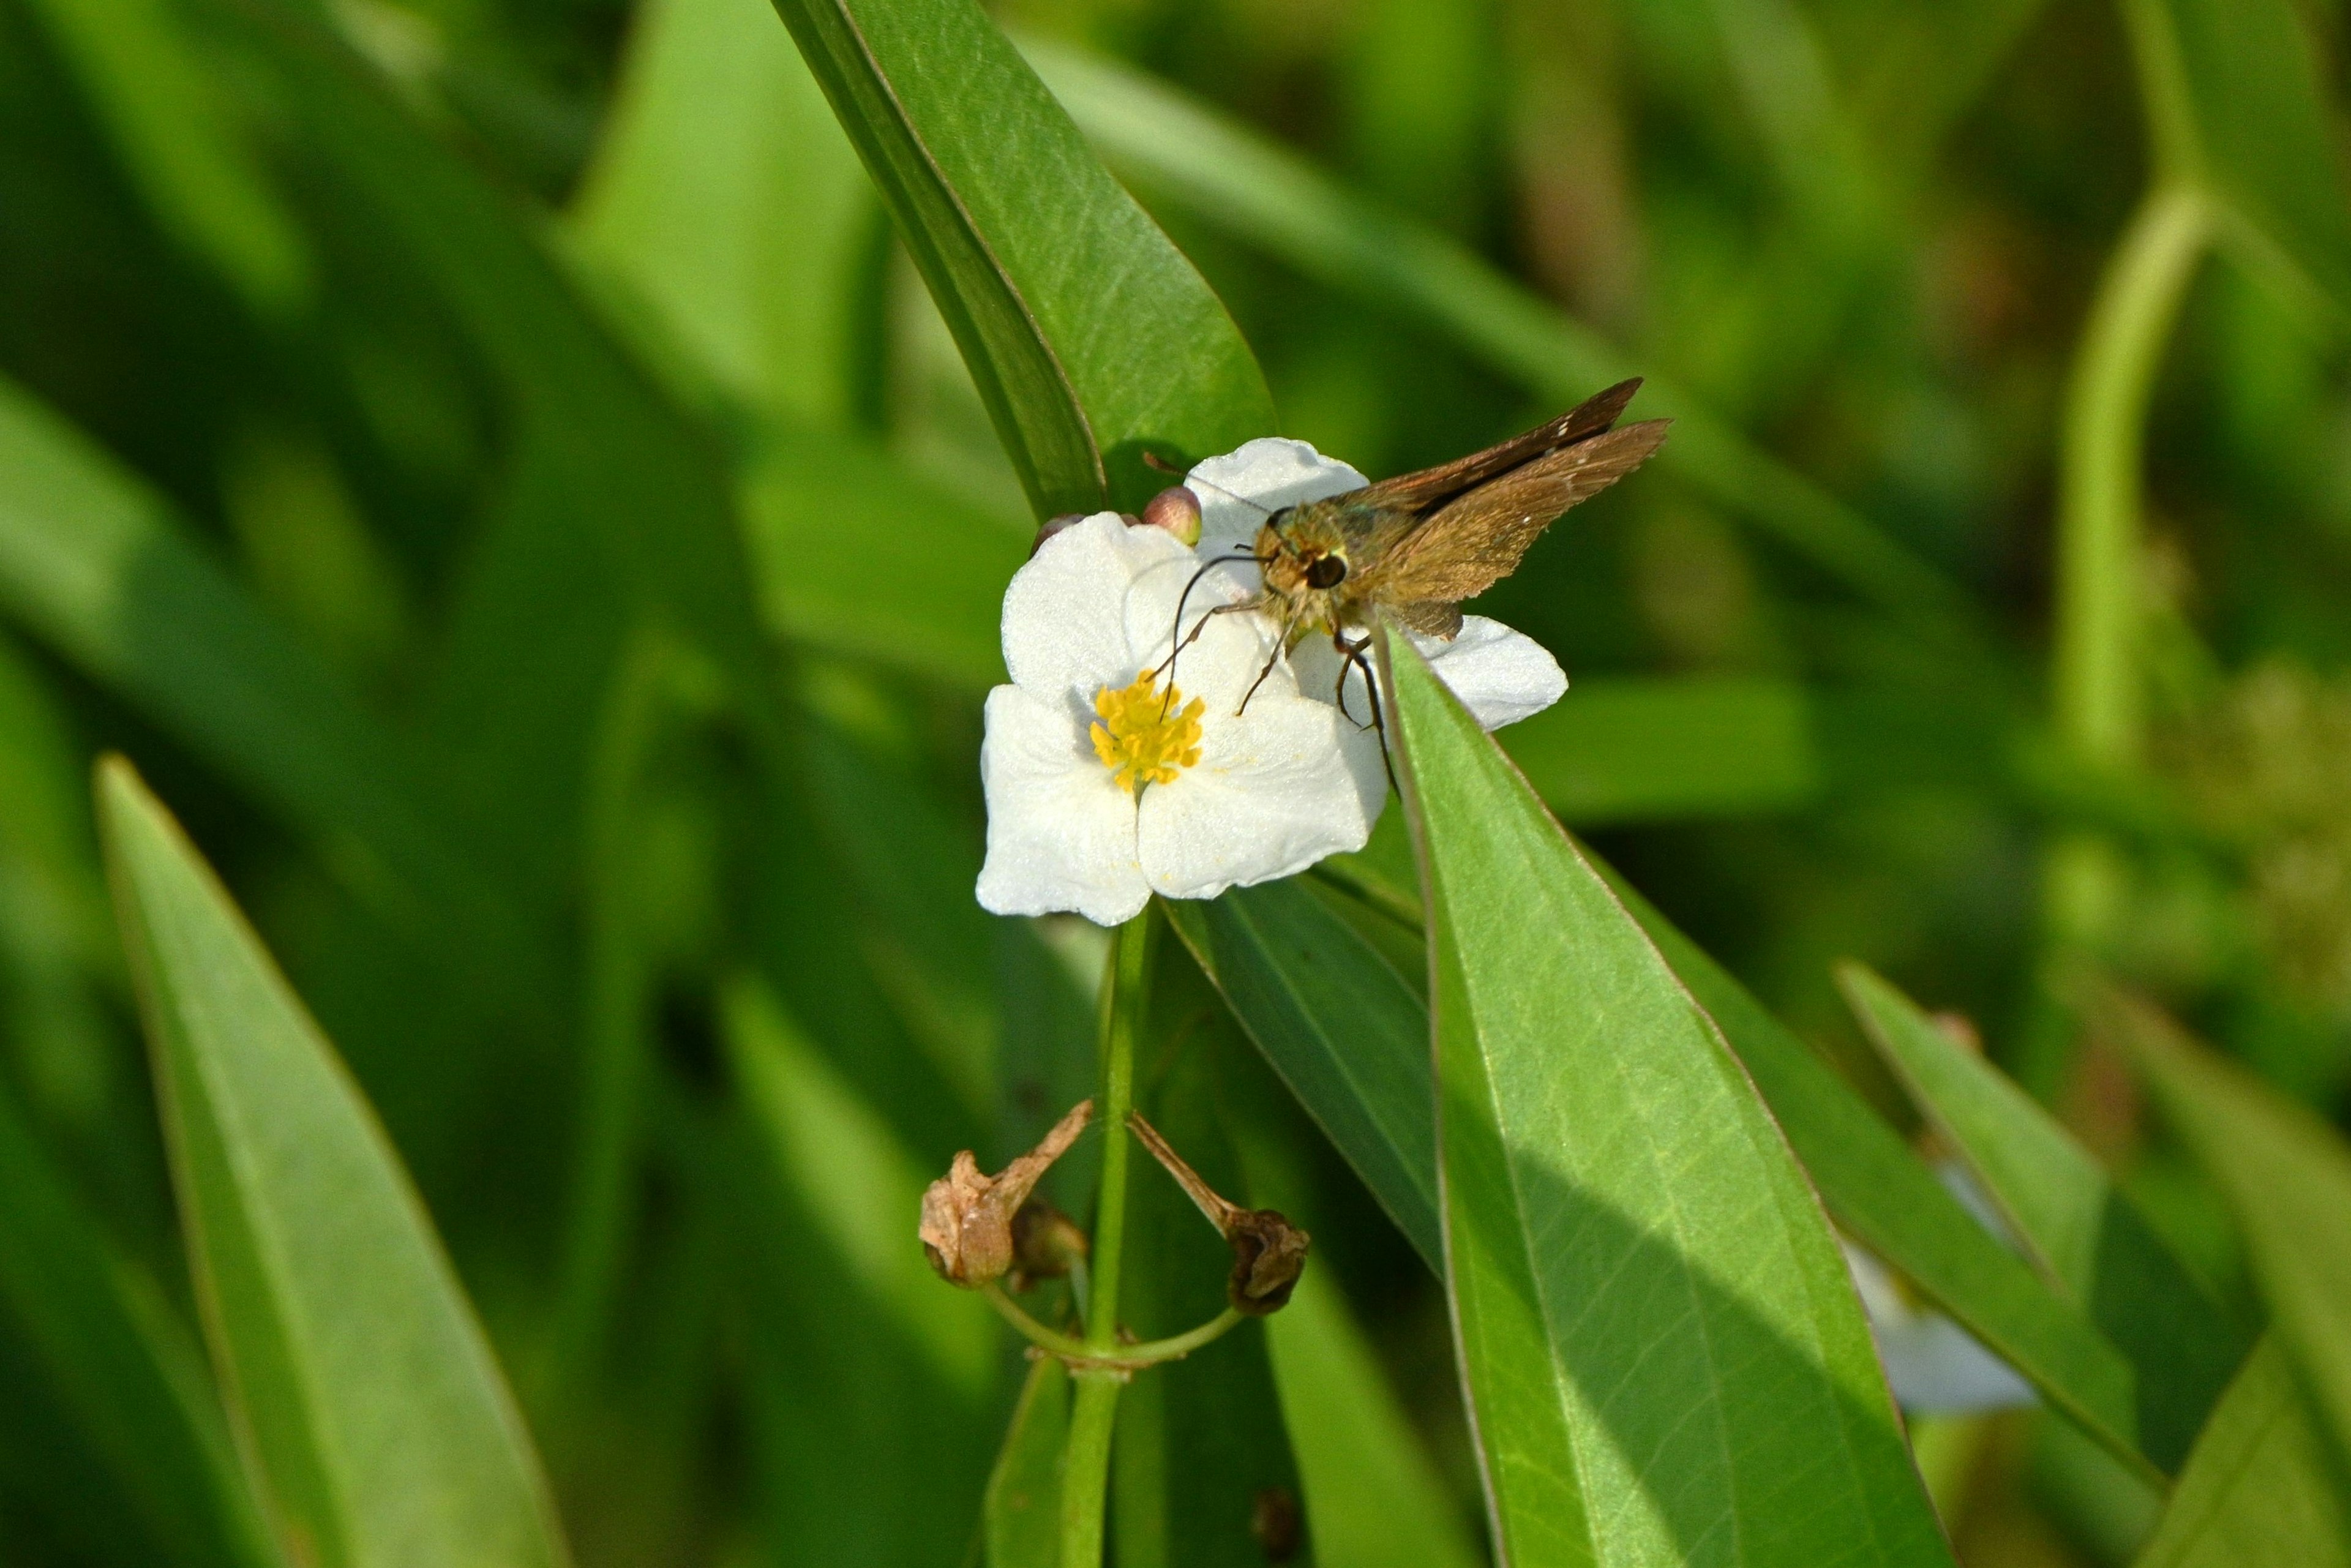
[1305,555,1348,590]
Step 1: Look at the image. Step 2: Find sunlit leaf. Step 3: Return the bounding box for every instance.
[2108,994,2351,1467]
[99,758,571,1568]
[1386,632,1952,1566]
[1840,962,2244,1470]
[2135,1335,2351,1568]
[768,0,1273,515]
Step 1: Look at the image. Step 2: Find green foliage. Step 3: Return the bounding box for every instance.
[100,759,570,1568]
[5,0,2351,1559]
[1387,632,1951,1565]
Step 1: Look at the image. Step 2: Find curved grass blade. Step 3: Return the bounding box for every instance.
[1384,631,1952,1567]
[99,758,571,1568]
[1840,962,2244,1471]
[2105,993,2351,1468]
[2135,1335,2351,1568]
[767,0,1273,516]
[0,1079,277,1568]
[1024,39,1983,638]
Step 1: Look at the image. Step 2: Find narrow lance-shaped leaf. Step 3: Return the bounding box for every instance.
[2134,1335,2351,1568]
[983,1358,1068,1568]
[1385,631,1952,1567]
[1840,962,2244,1471]
[1218,830,2156,1477]
[99,758,572,1568]
[767,0,1273,515]
[2105,993,2351,1468]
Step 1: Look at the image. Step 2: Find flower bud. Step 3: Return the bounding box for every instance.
[919,1099,1092,1288]
[1139,486,1202,547]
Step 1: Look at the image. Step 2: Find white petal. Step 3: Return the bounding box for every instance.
[1000,513,1190,700]
[1185,438,1369,562]
[1136,685,1383,901]
[975,685,1150,926]
[1417,617,1567,729]
[1288,617,1566,731]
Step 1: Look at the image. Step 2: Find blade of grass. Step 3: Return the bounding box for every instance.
[100,757,572,1568]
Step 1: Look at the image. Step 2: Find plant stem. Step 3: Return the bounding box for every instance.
[981,1285,1243,1371]
[1058,907,1154,1567]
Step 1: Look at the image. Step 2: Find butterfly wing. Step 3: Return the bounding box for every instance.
[1349,378,1646,513]
[1363,418,1671,606]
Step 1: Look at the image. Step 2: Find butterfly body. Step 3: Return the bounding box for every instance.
[1250,378,1670,650]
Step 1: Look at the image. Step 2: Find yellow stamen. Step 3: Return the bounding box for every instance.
[1090,673,1205,794]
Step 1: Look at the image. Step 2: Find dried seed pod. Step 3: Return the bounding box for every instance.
[1127,1111,1310,1316]
[1139,485,1202,547]
[1007,1198,1089,1292]
[919,1100,1092,1288]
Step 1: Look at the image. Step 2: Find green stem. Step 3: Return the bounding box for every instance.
[982,1284,1243,1370]
[1058,907,1155,1567]
[2052,181,2209,779]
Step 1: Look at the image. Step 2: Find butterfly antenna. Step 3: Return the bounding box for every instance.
[1142,451,1277,520]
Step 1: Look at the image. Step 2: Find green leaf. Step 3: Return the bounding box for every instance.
[1385,632,1952,1566]
[2149,0,2351,321]
[1502,675,1823,825]
[20,0,309,312]
[1840,962,2244,1471]
[569,0,874,426]
[98,757,571,1568]
[1607,868,2152,1477]
[768,0,1274,516]
[0,375,523,980]
[1024,39,1981,634]
[1162,881,1441,1271]
[2109,994,2351,1469]
[983,1358,1068,1568]
[2135,1335,2351,1568]
[0,1077,276,1568]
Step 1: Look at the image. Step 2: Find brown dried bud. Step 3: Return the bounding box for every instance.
[1139,485,1202,547]
[1007,1199,1089,1292]
[1223,1207,1310,1316]
[1127,1111,1310,1317]
[919,1100,1092,1288]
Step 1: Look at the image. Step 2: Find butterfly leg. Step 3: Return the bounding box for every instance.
[1333,631,1398,796]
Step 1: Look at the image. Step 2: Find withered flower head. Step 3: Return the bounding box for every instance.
[1127,1111,1310,1316]
[919,1099,1092,1288]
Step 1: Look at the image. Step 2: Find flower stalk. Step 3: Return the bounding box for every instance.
[1059,907,1155,1566]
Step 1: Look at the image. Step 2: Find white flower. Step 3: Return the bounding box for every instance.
[976,513,1385,926]
[1184,438,1570,730]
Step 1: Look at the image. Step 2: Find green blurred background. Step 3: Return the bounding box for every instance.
[2,0,2349,1561]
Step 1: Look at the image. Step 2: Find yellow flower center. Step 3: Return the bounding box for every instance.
[1090,673,1205,794]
